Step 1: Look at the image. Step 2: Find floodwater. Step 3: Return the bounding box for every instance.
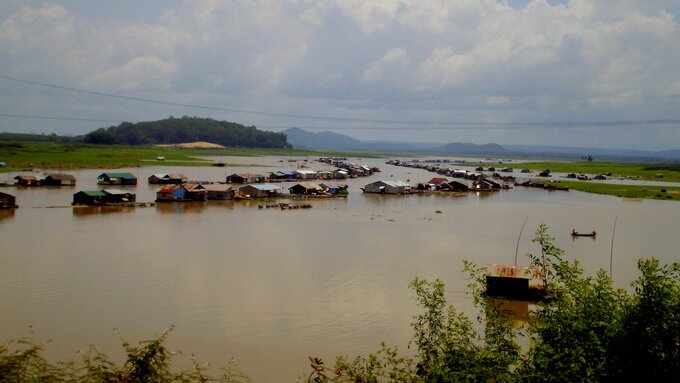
[1,156,679,382]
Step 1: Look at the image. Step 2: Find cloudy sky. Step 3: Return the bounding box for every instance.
[1,0,679,150]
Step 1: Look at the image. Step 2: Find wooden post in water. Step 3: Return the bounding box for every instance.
[610,216,617,278]
[515,216,529,266]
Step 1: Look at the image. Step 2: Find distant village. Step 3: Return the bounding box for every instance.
[0,157,576,210]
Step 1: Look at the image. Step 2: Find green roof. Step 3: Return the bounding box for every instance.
[79,190,106,197]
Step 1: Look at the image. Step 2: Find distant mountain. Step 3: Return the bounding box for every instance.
[281,128,680,161]
[282,128,364,150]
[282,128,510,156]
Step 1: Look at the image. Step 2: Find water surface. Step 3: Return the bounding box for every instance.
[1,157,679,382]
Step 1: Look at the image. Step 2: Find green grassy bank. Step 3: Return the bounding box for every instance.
[512,161,680,183]
[0,141,386,172]
[533,179,680,201]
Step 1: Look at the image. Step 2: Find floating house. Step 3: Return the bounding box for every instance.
[156,183,207,202]
[97,172,137,185]
[238,183,283,198]
[226,173,266,184]
[332,169,349,179]
[471,178,501,191]
[183,183,207,201]
[72,189,136,205]
[156,185,184,202]
[41,173,76,186]
[0,192,17,208]
[289,183,324,195]
[205,185,235,200]
[267,170,296,181]
[14,175,40,186]
[148,173,187,184]
[362,180,411,194]
[294,169,318,180]
[485,264,545,301]
[445,180,469,192]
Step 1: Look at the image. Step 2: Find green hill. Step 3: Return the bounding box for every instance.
[84,116,289,148]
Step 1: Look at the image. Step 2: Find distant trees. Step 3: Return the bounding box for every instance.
[83,116,290,148]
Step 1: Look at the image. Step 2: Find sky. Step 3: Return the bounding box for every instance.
[1,0,680,150]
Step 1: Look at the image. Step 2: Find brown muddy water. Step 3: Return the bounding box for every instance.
[1,156,679,382]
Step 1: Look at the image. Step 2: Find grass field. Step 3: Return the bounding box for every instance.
[0,142,388,172]
[532,179,680,201]
[512,161,680,183]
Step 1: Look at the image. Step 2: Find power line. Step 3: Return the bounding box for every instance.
[0,112,122,124]
[2,74,680,129]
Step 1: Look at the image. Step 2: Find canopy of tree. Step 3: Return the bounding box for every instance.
[83,116,289,148]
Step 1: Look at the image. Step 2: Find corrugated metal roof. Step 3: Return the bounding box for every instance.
[247,183,283,191]
[102,189,133,195]
[488,264,544,280]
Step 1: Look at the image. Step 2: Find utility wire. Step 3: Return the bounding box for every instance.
[2,74,680,128]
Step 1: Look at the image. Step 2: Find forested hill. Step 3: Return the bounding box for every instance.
[84,116,289,148]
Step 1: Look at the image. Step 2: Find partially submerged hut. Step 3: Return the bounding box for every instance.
[486,264,545,301]
[0,192,17,208]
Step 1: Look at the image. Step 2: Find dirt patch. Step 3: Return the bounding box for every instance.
[155,141,225,149]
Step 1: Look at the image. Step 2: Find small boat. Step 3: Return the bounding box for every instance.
[571,229,596,237]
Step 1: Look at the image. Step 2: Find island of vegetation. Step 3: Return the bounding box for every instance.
[83,116,289,148]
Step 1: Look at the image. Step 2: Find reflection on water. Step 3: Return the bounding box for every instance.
[72,206,136,216]
[0,208,16,220]
[1,158,680,382]
[487,298,531,322]
[155,201,208,214]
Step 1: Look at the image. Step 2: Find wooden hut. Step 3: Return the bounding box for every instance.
[205,185,235,200]
[445,180,469,192]
[0,192,18,208]
[41,173,76,186]
[183,183,207,201]
[485,264,545,301]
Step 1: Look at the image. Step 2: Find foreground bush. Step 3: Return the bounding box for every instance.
[0,327,250,383]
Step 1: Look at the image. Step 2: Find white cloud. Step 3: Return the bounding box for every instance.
[362,48,409,82]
